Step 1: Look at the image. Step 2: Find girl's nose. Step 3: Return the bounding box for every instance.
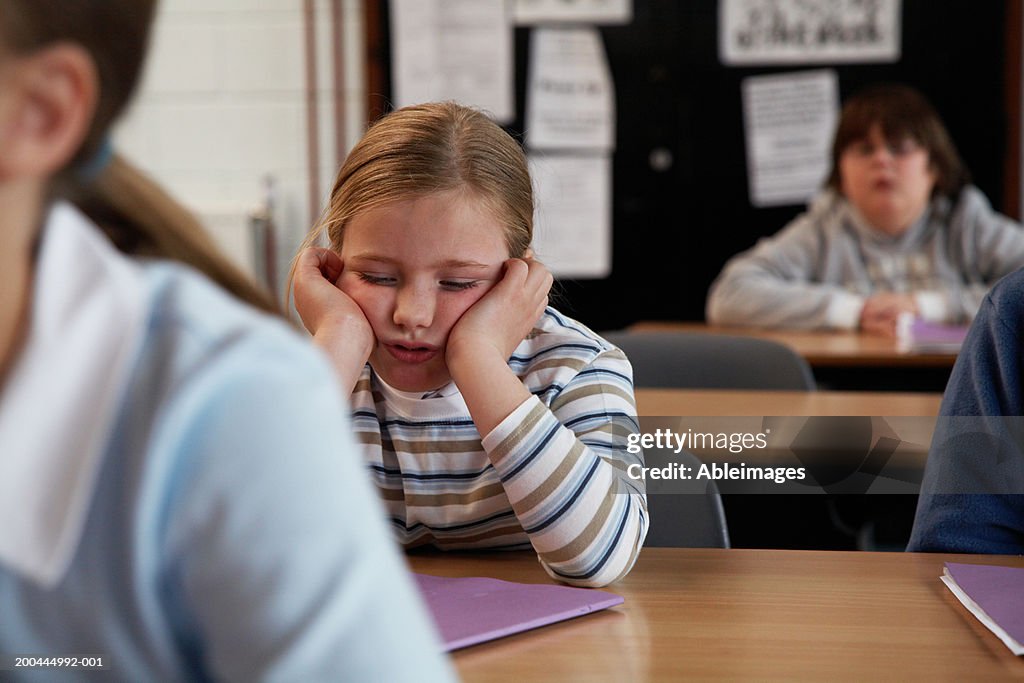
[868,142,896,165]
[393,285,435,330]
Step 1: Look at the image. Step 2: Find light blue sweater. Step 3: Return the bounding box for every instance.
[0,204,455,682]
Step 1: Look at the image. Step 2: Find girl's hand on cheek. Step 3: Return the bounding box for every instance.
[446,257,552,367]
[293,247,375,359]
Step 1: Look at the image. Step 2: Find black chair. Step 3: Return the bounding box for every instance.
[643,449,730,548]
[604,330,813,550]
[602,330,815,390]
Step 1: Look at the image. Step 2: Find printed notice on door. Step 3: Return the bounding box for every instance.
[742,69,839,207]
[720,0,901,65]
[391,0,514,122]
[529,153,612,278]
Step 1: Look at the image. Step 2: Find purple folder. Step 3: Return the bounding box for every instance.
[901,320,969,352]
[943,562,1024,655]
[413,573,624,651]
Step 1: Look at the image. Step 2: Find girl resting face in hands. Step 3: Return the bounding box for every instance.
[291,102,648,588]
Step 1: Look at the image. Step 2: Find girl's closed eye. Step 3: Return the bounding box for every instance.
[357,272,397,286]
[888,138,920,156]
[440,279,481,291]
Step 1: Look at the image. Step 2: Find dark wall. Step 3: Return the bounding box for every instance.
[371,1,1013,331]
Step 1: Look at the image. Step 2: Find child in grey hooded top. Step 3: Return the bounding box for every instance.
[707,84,1024,337]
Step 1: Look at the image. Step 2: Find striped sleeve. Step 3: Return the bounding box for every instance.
[481,347,648,587]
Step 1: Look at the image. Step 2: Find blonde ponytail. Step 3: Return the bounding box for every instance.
[68,155,280,314]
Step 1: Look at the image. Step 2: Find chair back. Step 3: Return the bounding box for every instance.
[643,449,730,548]
[603,330,815,390]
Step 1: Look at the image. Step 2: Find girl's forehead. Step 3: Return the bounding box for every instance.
[341,193,510,256]
[857,120,917,142]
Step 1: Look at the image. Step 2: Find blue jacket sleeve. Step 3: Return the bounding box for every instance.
[908,271,1024,554]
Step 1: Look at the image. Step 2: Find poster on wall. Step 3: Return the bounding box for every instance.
[390,0,514,123]
[514,0,632,25]
[525,27,615,151]
[742,69,839,208]
[529,153,612,278]
[720,0,901,65]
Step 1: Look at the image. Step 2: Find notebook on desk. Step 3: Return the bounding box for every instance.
[897,318,969,353]
[942,562,1024,655]
[413,573,624,651]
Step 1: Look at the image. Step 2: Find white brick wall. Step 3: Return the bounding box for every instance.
[113,0,366,298]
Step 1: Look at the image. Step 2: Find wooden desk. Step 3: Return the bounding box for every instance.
[635,388,943,417]
[629,321,958,368]
[410,549,1024,681]
[635,388,940,474]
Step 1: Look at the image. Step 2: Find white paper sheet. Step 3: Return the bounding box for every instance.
[529,154,612,278]
[720,0,901,65]
[390,0,514,123]
[514,0,632,25]
[525,27,615,151]
[742,69,839,208]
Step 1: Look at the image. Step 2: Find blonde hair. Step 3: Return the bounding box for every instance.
[69,155,278,311]
[289,102,533,299]
[1,0,278,314]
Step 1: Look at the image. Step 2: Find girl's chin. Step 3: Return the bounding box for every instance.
[857,200,921,230]
[371,362,451,393]
[866,212,920,236]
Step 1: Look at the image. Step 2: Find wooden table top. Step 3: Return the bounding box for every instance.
[410,549,1024,681]
[633,389,941,473]
[635,388,943,417]
[628,321,959,368]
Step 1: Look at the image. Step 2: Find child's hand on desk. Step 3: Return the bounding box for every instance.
[859,292,919,337]
[446,257,552,367]
[293,247,375,369]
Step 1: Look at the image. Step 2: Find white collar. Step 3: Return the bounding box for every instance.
[371,369,468,419]
[0,202,148,587]
[375,373,458,401]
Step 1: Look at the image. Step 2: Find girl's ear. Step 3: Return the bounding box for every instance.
[523,247,534,260]
[0,43,98,181]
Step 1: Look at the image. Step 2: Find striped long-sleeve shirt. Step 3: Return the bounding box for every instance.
[350,307,648,587]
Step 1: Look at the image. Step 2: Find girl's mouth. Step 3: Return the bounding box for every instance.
[384,342,439,364]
